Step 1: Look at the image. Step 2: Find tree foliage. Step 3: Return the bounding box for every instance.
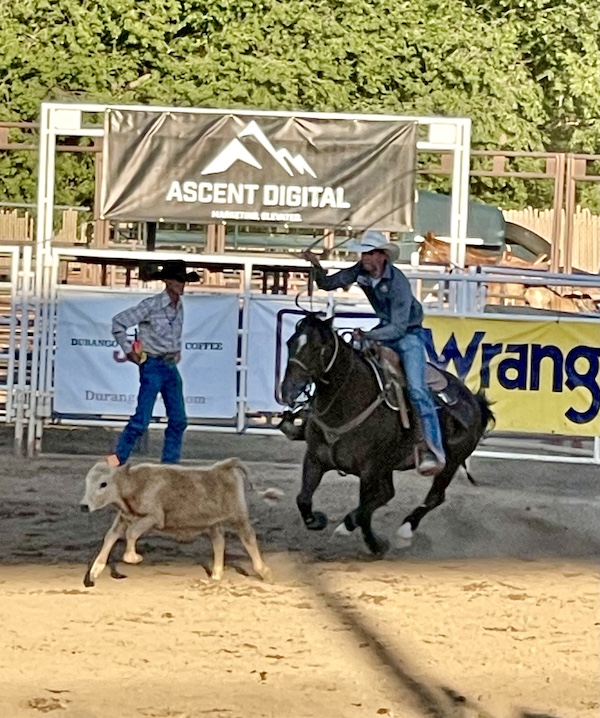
[1,0,599,209]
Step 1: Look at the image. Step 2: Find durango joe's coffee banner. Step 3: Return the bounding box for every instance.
[101,110,417,231]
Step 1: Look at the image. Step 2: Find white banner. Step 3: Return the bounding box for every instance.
[54,291,239,418]
[246,297,378,412]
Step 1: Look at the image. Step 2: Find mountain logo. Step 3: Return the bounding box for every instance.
[201,121,317,178]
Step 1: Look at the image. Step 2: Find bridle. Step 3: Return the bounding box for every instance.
[288,328,340,378]
[287,325,386,448]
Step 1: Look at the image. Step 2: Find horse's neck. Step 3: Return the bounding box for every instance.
[315,343,376,415]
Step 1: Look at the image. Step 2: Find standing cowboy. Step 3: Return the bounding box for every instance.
[105,260,199,467]
[301,230,446,476]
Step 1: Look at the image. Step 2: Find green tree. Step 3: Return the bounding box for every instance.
[0,0,599,209]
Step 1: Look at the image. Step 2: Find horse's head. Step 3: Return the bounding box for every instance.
[280,312,338,405]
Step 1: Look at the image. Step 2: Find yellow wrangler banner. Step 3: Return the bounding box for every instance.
[423,315,600,436]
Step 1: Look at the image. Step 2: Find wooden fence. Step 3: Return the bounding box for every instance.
[2,204,600,274]
[0,208,86,245]
[503,207,600,274]
[0,209,34,242]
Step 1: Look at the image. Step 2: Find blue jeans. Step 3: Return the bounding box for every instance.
[115,356,188,464]
[385,330,446,462]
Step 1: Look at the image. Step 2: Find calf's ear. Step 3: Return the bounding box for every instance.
[115,463,132,478]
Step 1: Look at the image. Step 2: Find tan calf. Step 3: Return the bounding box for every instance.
[80,458,279,587]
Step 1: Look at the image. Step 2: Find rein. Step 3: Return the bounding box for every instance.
[289,329,387,446]
[311,394,386,446]
[313,336,354,418]
[311,334,386,445]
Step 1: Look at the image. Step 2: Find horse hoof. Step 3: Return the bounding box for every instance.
[367,537,390,556]
[305,511,328,531]
[397,522,413,540]
[333,522,353,537]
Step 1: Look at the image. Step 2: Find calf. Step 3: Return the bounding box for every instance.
[80,458,278,587]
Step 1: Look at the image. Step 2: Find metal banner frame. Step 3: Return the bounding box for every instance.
[28,102,472,454]
[34,102,472,262]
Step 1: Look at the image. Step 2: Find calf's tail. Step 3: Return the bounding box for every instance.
[227,457,284,505]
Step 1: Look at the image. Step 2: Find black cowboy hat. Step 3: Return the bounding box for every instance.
[148,260,199,283]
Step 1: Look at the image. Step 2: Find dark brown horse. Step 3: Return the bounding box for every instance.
[280,312,493,555]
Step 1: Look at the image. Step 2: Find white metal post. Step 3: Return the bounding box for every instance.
[41,249,60,420]
[236,260,253,432]
[449,120,472,268]
[28,103,56,456]
[450,120,472,313]
[5,248,20,424]
[594,437,600,464]
[14,246,32,454]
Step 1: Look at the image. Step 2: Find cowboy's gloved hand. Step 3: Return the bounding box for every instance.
[300,250,322,269]
[352,328,365,350]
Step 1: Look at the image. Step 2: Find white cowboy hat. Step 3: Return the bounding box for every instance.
[346,230,401,263]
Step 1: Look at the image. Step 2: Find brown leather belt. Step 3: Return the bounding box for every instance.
[146,352,178,363]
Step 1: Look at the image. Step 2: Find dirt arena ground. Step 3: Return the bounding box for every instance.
[0,427,598,718]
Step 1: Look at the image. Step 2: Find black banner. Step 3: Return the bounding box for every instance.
[101,110,417,231]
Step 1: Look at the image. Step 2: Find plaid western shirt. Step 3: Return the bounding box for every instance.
[112,290,184,355]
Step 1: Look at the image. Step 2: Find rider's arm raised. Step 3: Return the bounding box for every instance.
[312,262,362,291]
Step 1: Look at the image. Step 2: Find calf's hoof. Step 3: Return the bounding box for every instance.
[109,562,127,580]
[83,570,95,588]
[304,511,328,531]
[123,551,143,565]
[258,565,274,583]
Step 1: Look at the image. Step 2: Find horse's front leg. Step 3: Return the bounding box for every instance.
[333,507,361,537]
[296,450,328,530]
[356,470,395,556]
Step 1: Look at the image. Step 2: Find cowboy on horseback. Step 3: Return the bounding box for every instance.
[301,229,446,477]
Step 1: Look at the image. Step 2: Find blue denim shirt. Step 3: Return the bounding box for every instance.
[314,260,423,342]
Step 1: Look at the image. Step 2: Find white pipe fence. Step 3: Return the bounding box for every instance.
[0,245,592,465]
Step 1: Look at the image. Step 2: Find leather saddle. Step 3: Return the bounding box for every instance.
[277,344,464,441]
[366,345,467,430]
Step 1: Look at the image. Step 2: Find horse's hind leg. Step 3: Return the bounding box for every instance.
[396,461,459,545]
[296,451,328,530]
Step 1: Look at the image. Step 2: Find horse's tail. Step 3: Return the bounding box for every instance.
[460,462,478,486]
[475,391,495,435]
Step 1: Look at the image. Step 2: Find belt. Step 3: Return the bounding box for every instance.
[146,352,179,362]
